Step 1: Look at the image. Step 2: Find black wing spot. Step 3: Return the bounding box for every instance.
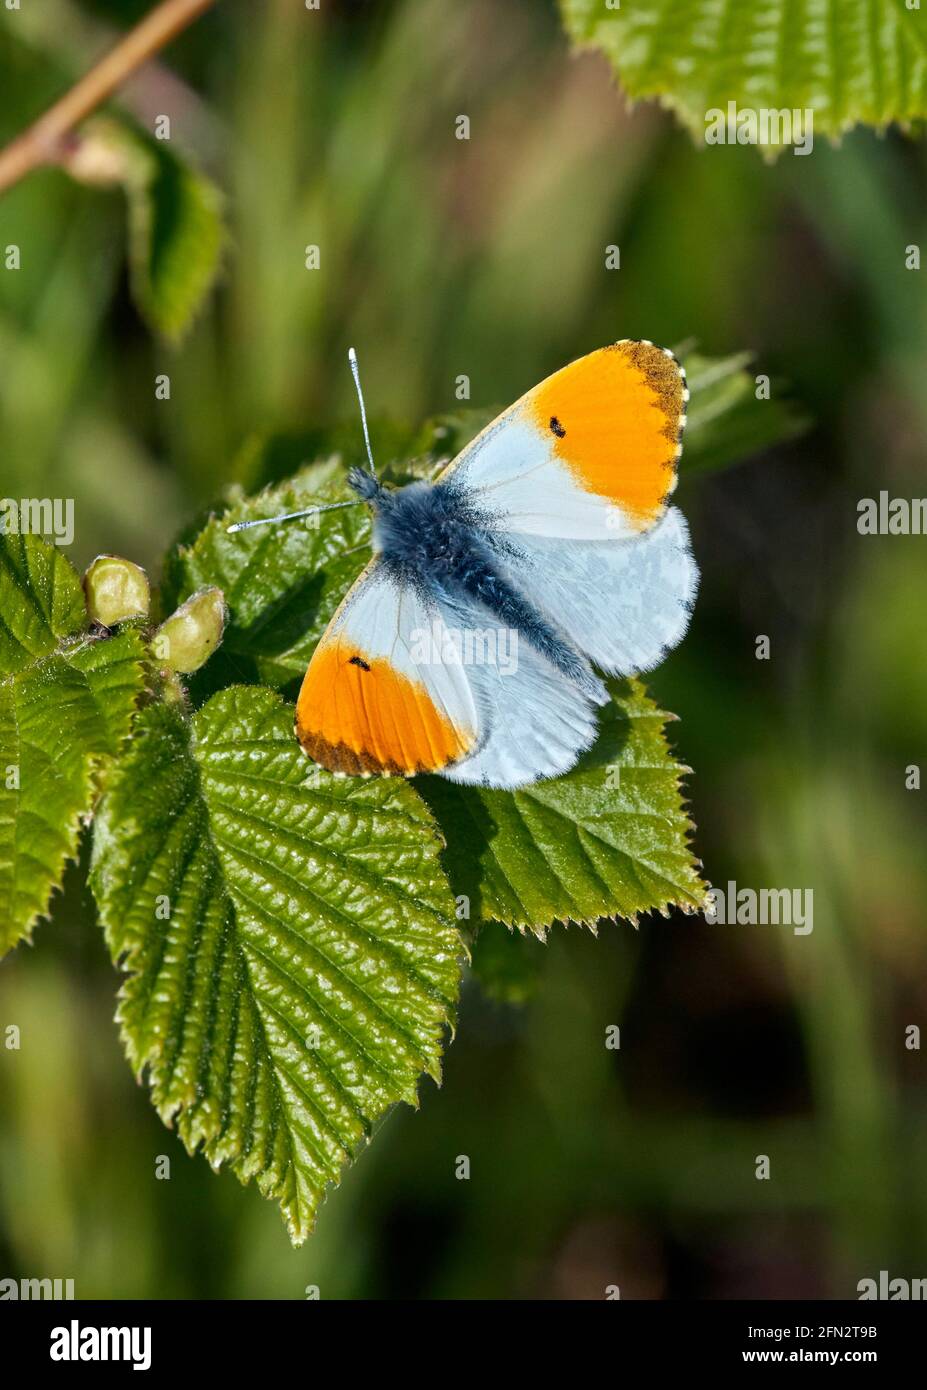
[549,416,566,438]
[349,655,371,671]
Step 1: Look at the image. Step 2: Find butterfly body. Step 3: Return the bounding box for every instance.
[296,341,697,789]
[353,468,605,701]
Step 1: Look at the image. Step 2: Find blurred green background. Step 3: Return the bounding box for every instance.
[2,0,927,1298]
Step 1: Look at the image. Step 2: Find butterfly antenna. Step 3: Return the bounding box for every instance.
[226,498,361,534]
[348,346,376,477]
[227,347,376,535]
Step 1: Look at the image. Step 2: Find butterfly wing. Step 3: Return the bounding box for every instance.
[438,340,688,540]
[297,561,599,789]
[489,506,698,678]
[297,340,695,787]
[295,559,479,776]
[437,339,697,676]
[433,591,601,787]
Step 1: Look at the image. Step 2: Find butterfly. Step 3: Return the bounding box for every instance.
[233,341,698,790]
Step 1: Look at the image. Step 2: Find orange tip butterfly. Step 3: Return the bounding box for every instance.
[229,342,697,790]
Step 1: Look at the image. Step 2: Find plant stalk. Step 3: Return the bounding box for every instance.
[0,0,218,196]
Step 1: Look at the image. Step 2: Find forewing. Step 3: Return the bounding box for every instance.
[296,561,479,776]
[438,340,687,540]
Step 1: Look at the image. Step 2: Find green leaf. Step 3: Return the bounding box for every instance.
[128,141,224,344]
[0,626,147,955]
[561,0,927,150]
[681,350,808,477]
[0,531,88,676]
[90,685,463,1243]
[68,116,225,343]
[162,465,373,689]
[420,680,708,934]
[0,533,146,954]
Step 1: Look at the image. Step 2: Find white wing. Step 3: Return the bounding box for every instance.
[486,507,698,677]
[434,592,602,789]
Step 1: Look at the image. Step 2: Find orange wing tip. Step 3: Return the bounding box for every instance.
[295,643,475,778]
[641,341,689,466]
[295,724,415,777]
[530,338,686,528]
[612,340,687,517]
[612,338,687,447]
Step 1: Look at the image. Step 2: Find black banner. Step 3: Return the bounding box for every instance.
[1,1299,922,1373]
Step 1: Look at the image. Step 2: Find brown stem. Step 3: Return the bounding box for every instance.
[0,0,218,196]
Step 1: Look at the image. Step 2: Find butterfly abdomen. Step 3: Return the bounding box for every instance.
[450,549,605,702]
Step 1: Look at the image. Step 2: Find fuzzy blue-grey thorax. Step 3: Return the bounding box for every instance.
[365,478,493,578]
[349,472,603,700]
